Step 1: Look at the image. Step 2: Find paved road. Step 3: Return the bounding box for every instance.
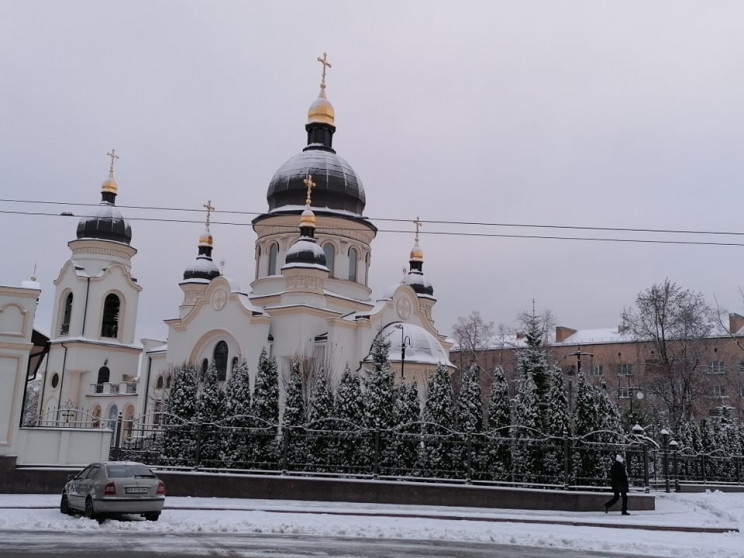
[0,529,664,557]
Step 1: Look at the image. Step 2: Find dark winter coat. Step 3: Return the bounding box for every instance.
[609,461,629,493]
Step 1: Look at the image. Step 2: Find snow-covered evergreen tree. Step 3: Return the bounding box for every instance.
[334,366,367,472]
[541,366,571,484]
[518,309,552,424]
[222,358,252,467]
[420,364,456,477]
[281,360,307,471]
[251,349,280,468]
[307,369,335,470]
[161,363,198,466]
[511,365,541,483]
[390,381,420,476]
[22,376,41,426]
[485,366,512,481]
[454,364,483,478]
[363,332,395,431]
[195,361,226,467]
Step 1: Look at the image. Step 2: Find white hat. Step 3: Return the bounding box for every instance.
[615,454,624,463]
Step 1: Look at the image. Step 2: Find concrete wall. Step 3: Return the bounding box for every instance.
[13,427,112,466]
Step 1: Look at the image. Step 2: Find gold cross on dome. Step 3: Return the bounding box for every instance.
[106,149,119,175]
[303,175,316,206]
[203,200,215,227]
[317,52,332,88]
[413,216,423,240]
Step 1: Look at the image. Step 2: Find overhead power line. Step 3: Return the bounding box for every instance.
[2,198,744,248]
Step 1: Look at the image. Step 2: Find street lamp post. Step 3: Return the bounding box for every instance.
[669,439,679,492]
[632,423,650,492]
[395,323,411,379]
[661,428,671,493]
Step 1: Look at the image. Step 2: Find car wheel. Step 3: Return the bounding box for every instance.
[144,512,160,522]
[84,497,102,523]
[60,494,72,515]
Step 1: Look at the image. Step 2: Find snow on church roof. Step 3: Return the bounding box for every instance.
[374,322,453,367]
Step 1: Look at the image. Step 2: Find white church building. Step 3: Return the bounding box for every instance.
[1,58,453,463]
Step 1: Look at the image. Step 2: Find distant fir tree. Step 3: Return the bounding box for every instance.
[281,360,308,471]
[541,367,571,484]
[250,349,280,467]
[334,366,368,472]
[675,419,702,480]
[390,381,420,475]
[161,363,198,466]
[420,364,456,477]
[511,365,542,483]
[307,370,335,470]
[194,361,226,467]
[485,366,512,481]
[222,358,252,467]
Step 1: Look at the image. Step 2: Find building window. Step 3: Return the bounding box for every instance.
[619,387,632,399]
[323,243,335,276]
[101,294,120,338]
[60,293,73,336]
[97,366,110,385]
[107,405,118,429]
[268,243,279,276]
[214,341,228,381]
[709,361,726,374]
[200,358,208,381]
[712,385,726,397]
[364,252,370,286]
[50,373,59,389]
[589,364,603,376]
[616,363,633,376]
[348,247,358,282]
[156,375,164,389]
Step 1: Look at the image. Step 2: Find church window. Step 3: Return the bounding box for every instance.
[214,341,228,381]
[166,375,172,388]
[97,366,110,385]
[323,243,335,276]
[107,405,118,429]
[348,247,358,282]
[60,293,73,335]
[50,373,59,389]
[268,243,279,276]
[200,358,208,381]
[364,252,370,286]
[101,294,120,338]
[156,375,164,389]
[232,356,239,373]
[255,246,261,280]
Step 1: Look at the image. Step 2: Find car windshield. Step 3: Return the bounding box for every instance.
[106,464,156,479]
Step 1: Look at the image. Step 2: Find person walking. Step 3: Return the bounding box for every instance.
[604,454,630,515]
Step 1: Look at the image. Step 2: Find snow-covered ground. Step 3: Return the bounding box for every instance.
[0,491,742,557]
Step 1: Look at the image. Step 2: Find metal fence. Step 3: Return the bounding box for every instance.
[107,416,744,490]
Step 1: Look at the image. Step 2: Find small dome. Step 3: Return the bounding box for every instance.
[403,270,434,297]
[308,89,335,126]
[410,239,423,262]
[77,202,132,245]
[284,237,328,269]
[101,177,118,194]
[183,255,220,282]
[199,226,213,247]
[377,322,452,366]
[267,149,365,215]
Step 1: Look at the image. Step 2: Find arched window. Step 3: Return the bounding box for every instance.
[97,366,110,385]
[255,246,261,280]
[200,358,208,382]
[166,375,172,388]
[156,375,164,389]
[268,243,279,276]
[323,243,335,276]
[101,294,120,338]
[364,252,370,286]
[232,356,239,373]
[107,405,118,429]
[60,292,73,335]
[348,247,358,282]
[214,341,228,381]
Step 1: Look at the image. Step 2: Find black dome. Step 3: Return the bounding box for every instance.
[267,148,365,216]
[284,237,328,268]
[76,193,132,245]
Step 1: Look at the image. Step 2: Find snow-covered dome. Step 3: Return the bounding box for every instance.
[284,237,328,269]
[403,270,434,297]
[183,223,220,282]
[377,322,452,366]
[76,195,132,245]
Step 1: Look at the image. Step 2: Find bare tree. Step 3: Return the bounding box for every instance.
[452,311,495,370]
[622,278,716,430]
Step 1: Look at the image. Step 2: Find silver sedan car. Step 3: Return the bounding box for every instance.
[60,461,165,522]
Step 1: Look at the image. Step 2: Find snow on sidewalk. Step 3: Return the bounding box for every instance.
[0,491,742,557]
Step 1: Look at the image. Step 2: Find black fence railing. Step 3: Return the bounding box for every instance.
[107,417,744,490]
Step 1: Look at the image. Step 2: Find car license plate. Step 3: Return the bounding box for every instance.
[125,487,148,494]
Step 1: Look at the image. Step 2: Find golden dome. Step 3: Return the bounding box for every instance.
[300,207,316,229]
[410,239,423,262]
[307,88,335,126]
[101,175,118,194]
[199,226,213,247]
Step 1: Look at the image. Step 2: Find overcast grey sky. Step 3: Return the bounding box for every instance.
[3,1,744,341]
